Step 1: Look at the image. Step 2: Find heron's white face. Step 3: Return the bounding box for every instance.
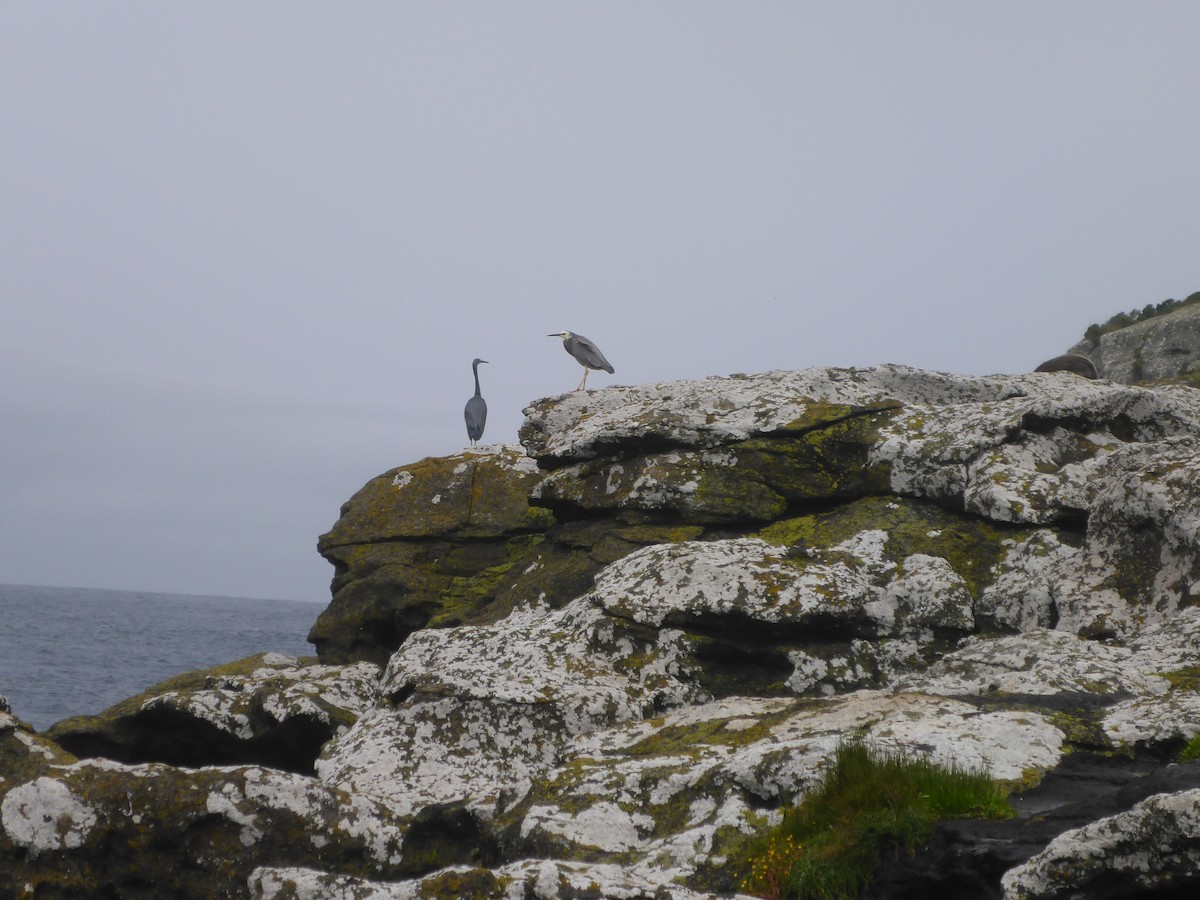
[548,331,571,339]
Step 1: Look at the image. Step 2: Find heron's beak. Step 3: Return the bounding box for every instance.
[546,333,559,338]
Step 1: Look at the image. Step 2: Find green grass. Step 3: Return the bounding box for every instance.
[738,739,1014,900]
[1179,733,1200,762]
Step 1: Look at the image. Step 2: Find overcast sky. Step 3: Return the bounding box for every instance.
[2,3,1198,604]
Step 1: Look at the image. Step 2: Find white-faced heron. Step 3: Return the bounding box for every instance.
[548,331,614,391]
[464,358,488,446]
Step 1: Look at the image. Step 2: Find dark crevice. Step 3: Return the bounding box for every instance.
[871,755,1200,899]
[1021,410,1141,443]
[53,705,332,775]
[660,608,873,645]
[746,403,903,441]
[320,529,549,555]
[398,803,501,877]
[386,683,415,708]
[531,404,898,473]
[533,433,693,471]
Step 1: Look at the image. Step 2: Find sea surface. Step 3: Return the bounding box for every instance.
[0,583,324,732]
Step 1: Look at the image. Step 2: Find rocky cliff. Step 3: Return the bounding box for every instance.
[4,364,1200,899]
[1069,298,1200,386]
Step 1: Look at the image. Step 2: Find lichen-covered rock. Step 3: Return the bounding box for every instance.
[46,653,379,774]
[250,858,741,899]
[1,708,75,791]
[322,445,550,543]
[519,366,986,464]
[0,760,408,899]
[312,445,556,665]
[588,531,976,696]
[975,530,1083,632]
[896,613,1200,757]
[1001,787,1200,899]
[896,630,1165,699]
[317,598,705,817]
[315,513,1025,826]
[869,375,1200,523]
[532,448,788,523]
[501,690,1061,891]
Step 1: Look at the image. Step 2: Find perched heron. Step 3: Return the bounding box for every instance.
[464,358,489,446]
[548,331,614,391]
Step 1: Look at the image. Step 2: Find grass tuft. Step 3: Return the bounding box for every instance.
[737,738,1013,899]
[1179,733,1200,762]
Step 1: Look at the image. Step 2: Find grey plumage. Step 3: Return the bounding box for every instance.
[464,358,488,446]
[548,331,614,391]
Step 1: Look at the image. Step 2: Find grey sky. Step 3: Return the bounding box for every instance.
[3,3,1198,603]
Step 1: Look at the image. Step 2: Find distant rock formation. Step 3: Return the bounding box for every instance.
[1034,352,1097,378]
[1068,300,1200,384]
[5,364,1200,898]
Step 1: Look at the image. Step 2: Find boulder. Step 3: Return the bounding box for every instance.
[1034,353,1097,378]
[871,755,1200,899]
[0,760,409,899]
[45,653,379,774]
[311,445,555,665]
[1002,787,1200,899]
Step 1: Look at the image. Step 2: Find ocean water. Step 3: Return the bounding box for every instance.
[0,583,324,731]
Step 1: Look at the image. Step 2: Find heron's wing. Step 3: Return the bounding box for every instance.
[570,334,615,373]
[464,396,487,438]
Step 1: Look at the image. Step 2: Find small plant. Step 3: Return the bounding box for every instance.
[736,738,1013,899]
[742,833,805,900]
[1179,733,1200,762]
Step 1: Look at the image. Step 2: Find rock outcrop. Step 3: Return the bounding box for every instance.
[44,653,379,774]
[4,363,1200,899]
[1069,299,1200,385]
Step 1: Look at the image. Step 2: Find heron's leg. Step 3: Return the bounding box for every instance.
[576,366,589,391]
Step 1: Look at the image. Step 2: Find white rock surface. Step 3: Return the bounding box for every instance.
[142,657,381,739]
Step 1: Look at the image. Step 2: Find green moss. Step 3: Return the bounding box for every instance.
[1154,667,1200,692]
[736,409,897,503]
[430,535,546,628]
[754,495,1018,600]
[1043,709,1114,753]
[1102,527,1167,611]
[0,721,77,786]
[411,868,515,898]
[776,400,903,434]
[692,467,788,522]
[536,450,787,522]
[611,523,706,544]
[624,704,803,759]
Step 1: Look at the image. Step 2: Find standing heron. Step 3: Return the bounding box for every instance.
[464,358,488,446]
[548,331,614,391]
